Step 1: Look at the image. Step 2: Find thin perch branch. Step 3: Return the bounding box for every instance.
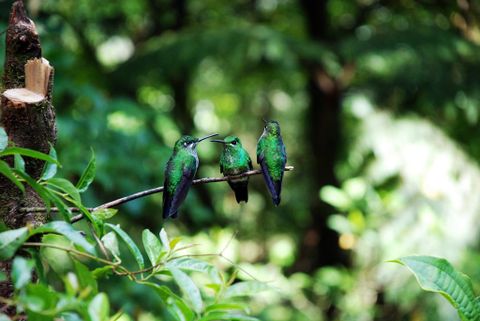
[19,165,294,223]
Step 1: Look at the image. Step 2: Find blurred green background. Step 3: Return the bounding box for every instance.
[2,0,480,320]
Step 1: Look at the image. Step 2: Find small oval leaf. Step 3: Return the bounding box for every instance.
[12,257,34,289]
[77,150,96,193]
[0,127,7,151]
[88,293,109,321]
[41,147,58,180]
[106,223,144,270]
[170,267,203,313]
[92,208,118,221]
[142,229,163,266]
[0,227,29,260]
[224,281,270,299]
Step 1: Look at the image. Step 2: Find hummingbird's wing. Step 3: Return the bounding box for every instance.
[163,156,197,219]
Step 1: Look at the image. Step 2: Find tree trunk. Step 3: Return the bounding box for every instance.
[294,0,348,272]
[0,0,56,312]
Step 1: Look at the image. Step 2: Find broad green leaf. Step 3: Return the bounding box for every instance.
[88,293,109,321]
[41,147,58,180]
[77,150,96,192]
[0,147,60,165]
[33,221,96,255]
[205,303,248,314]
[169,267,203,313]
[14,154,25,173]
[159,228,170,251]
[92,208,118,220]
[0,227,29,260]
[12,256,34,289]
[47,177,81,203]
[44,189,72,221]
[198,312,259,321]
[74,260,98,297]
[40,234,74,275]
[141,281,194,321]
[106,223,144,270]
[0,160,24,192]
[23,283,58,312]
[142,229,163,266]
[224,281,270,299]
[168,257,222,284]
[0,127,7,151]
[101,232,120,257]
[392,256,480,321]
[64,272,80,296]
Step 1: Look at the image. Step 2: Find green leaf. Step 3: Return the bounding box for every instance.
[41,147,58,180]
[40,234,74,275]
[142,229,163,266]
[224,281,270,299]
[169,236,182,250]
[33,221,96,255]
[198,312,259,321]
[0,313,12,321]
[23,283,58,312]
[14,154,25,173]
[44,189,72,221]
[88,293,109,321]
[169,267,203,313]
[0,227,29,260]
[0,272,6,281]
[92,266,114,279]
[141,282,194,321]
[0,160,24,193]
[101,232,120,257]
[0,127,7,151]
[392,256,480,321]
[0,147,60,165]
[159,228,170,251]
[12,256,34,289]
[74,260,98,297]
[47,177,81,203]
[92,208,118,221]
[105,223,144,270]
[205,303,248,314]
[167,257,222,284]
[77,150,96,193]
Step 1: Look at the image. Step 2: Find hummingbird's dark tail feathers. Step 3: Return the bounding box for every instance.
[228,180,249,203]
[260,163,283,206]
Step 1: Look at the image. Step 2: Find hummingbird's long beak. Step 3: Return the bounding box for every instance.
[262,118,269,124]
[196,133,218,143]
[210,139,225,144]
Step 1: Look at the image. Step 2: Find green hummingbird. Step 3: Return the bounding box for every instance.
[257,120,287,206]
[211,136,253,203]
[163,133,218,219]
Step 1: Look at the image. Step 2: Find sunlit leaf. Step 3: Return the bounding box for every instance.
[159,228,170,251]
[392,256,480,321]
[12,256,34,289]
[88,293,109,321]
[41,147,58,180]
[74,260,98,297]
[205,303,248,314]
[14,154,25,173]
[106,223,144,270]
[101,232,120,257]
[169,267,203,313]
[224,281,270,298]
[198,312,259,321]
[77,150,96,193]
[142,229,163,266]
[40,234,74,275]
[167,257,222,284]
[0,227,29,260]
[92,208,118,221]
[0,127,7,151]
[34,221,96,255]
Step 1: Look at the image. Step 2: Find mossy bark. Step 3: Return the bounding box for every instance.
[0,0,57,311]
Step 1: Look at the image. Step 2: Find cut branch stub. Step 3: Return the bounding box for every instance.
[0,1,57,228]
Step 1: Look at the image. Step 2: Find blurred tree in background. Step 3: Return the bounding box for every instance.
[2,0,480,320]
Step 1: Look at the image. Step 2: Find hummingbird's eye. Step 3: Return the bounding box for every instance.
[183,142,187,147]
[231,141,237,145]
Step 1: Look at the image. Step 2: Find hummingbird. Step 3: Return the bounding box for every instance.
[163,133,218,219]
[211,136,253,203]
[257,120,287,206]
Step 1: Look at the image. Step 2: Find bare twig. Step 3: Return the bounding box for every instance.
[19,166,294,224]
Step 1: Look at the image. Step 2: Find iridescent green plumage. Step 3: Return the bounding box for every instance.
[211,136,253,203]
[257,120,287,206]
[163,133,217,219]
